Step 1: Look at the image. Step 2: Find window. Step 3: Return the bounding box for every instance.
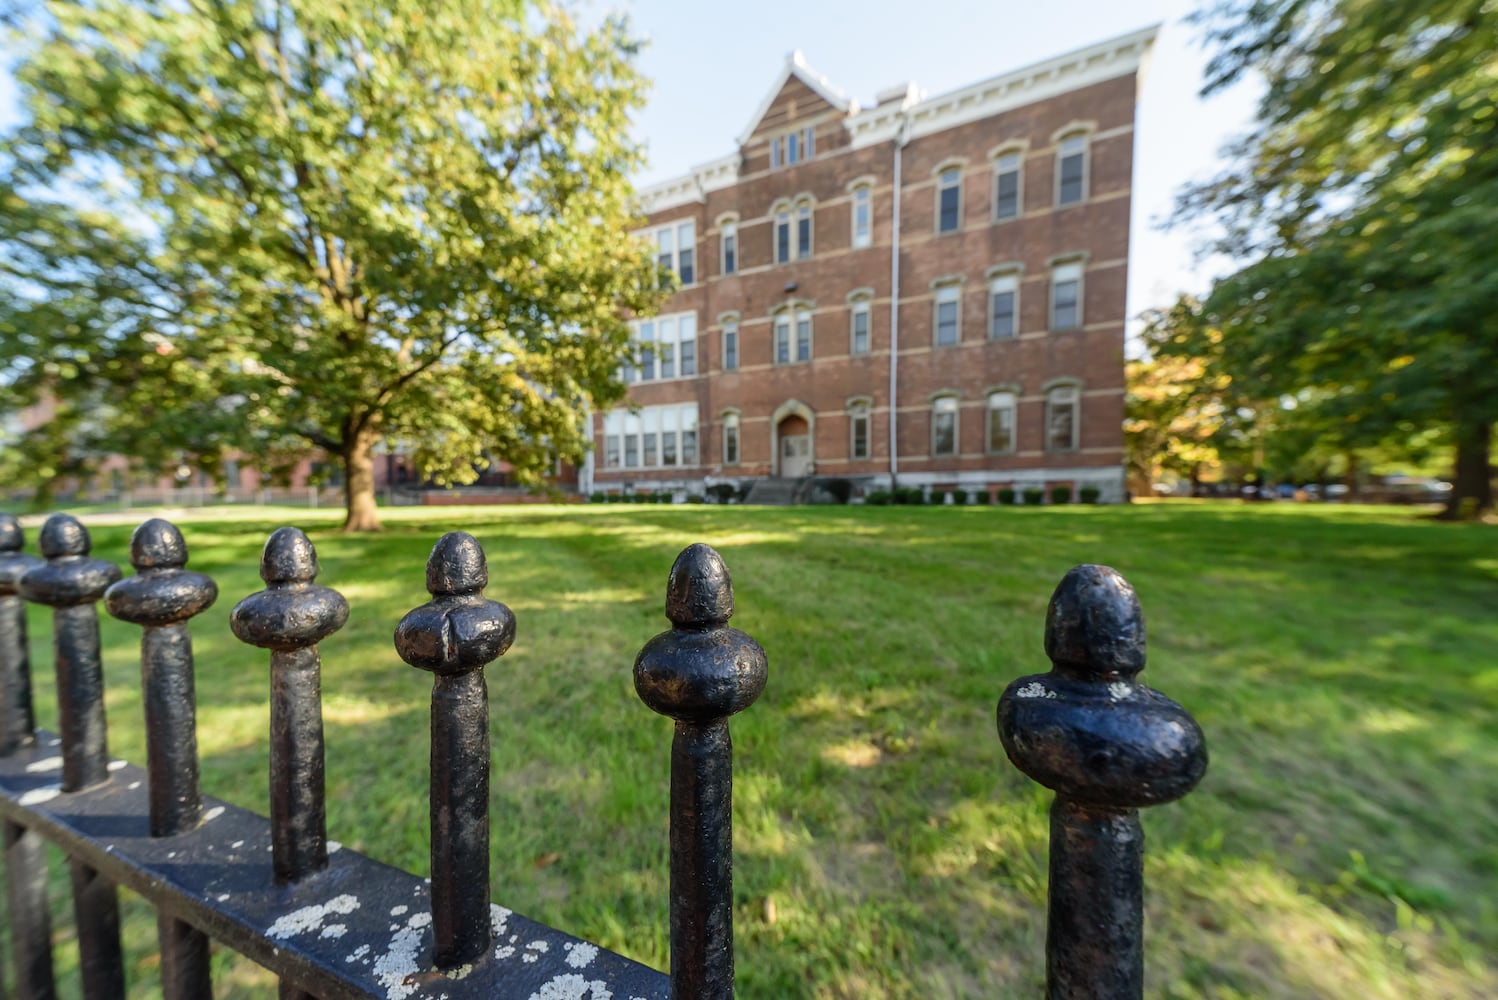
[628,312,698,381]
[771,126,816,169]
[934,284,961,346]
[796,201,813,259]
[851,184,872,248]
[994,151,1022,220]
[775,207,791,263]
[989,273,1019,339]
[932,396,958,456]
[1057,134,1088,206]
[1051,262,1083,330]
[774,306,812,364]
[721,221,737,275]
[849,296,871,355]
[1047,385,1080,451]
[849,401,871,460]
[937,167,962,233]
[722,412,740,465]
[652,220,696,284]
[722,319,739,371]
[606,404,700,471]
[987,392,1016,453]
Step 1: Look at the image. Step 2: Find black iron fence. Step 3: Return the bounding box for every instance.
[0,510,1205,1000]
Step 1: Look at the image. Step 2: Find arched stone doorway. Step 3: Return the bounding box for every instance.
[770,399,816,478]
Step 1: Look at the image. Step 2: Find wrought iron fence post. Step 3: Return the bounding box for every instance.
[395,532,515,970]
[0,513,57,1000]
[18,513,125,999]
[230,527,347,884]
[634,543,767,1000]
[997,564,1207,1000]
[230,527,346,1000]
[105,518,218,999]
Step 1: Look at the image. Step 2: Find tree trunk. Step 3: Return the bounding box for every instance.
[1441,420,1493,520]
[1345,451,1361,502]
[341,433,383,532]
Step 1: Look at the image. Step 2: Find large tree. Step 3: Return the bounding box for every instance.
[0,0,664,530]
[1179,0,1497,517]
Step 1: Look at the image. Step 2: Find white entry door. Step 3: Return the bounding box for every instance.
[781,434,811,478]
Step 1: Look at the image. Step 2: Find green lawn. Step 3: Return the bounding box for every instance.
[11,503,1497,998]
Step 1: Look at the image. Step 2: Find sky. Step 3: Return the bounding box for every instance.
[0,0,1260,334]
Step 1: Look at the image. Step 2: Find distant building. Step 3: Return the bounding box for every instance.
[586,26,1156,501]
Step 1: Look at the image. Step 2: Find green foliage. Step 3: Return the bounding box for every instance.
[0,0,664,529]
[589,491,606,504]
[1178,0,1498,516]
[951,488,968,505]
[1079,486,1101,504]
[1050,485,1072,505]
[1022,488,1045,506]
[927,489,946,506]
[864,489,891,506]
[973,489,990,505]
[998,487,1017,505]
[705,483,736,505]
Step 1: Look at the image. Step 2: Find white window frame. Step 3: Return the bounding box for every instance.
[848,398,872,460]
[795,198,814,260]
[774,203,792,264]
[851,183,873,249]
[848,292,872,356]
[772,305,813,365]
[1055,133,1089,206]
[1045,383,1081,452]
[650,220,696,285]
[986,391,1017,454]
[720,313,740,372]
[988,271,1020,339]
[629,311,698,382]
[993,150,1023,221]
[721,410,741,466]
[1050,261,1084,331]
[936,165,963,234]
[933,282,962,347]
[931,395,959,457]
[772,126,816,169]
[720,218,738,275]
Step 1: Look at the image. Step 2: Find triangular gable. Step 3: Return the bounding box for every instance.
[736,51,854,147]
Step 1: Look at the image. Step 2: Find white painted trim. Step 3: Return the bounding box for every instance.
[735,51,854,148]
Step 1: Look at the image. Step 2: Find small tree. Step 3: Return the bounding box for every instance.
[0,0,664,530]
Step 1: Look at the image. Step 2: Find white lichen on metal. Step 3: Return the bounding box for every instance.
[18,785,60,806]
[345,944,371,964]
[523,939,550,963]
[329,840,343,853]
[528,973,613,999]
[1015,682,1056,699]
[203,806,226,822]
[490,904,512,938]
[390,905,408,917]
[266,894,360,940]
[564,942,599,969]
[320,924,347,939]
[108,760,126,772]
[24,756,61,772]
[1108,681,1131,700]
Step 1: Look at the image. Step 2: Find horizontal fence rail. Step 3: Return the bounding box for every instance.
[0,510,1205,999]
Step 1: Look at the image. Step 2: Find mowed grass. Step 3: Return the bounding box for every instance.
[10,503,1497,998]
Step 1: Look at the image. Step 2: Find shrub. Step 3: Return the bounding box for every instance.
[998,488,1017,505]
[824,478,854,504]
[974,489,990,505]
[589,491,605,503]
[687,494,705,504]
[902,487,925,505]
[926,489,946,506]
[865,490,891,506]
[1050,485,1073,506]
[706,483,736,504]
[1079,486,1101,504]
[952,488,968,505]
[657,491,673,504]
[1022,488,1045,506]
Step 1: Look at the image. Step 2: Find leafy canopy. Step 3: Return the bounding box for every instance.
[0,0,665,525]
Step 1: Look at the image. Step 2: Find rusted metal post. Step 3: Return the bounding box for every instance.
[634,544,767,1000]
[997,564,1207,1000]
[231,527,346,1000]
[230,527,347,884]
[395,532,515,970]
[0,513,58,1000]
[105,518,218,1000]
[18,513,125,999]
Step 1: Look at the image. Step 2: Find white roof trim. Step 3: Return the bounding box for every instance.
[637,26,1158,215]
[734,50,854,148]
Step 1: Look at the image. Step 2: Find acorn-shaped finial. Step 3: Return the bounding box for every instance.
[635,544,767,723]
[998,565,1206,809]
[0,513,42,596]
[105,519,218,628]
[18,514,121,607]
[230,528,348,650]
[395,532,515,675]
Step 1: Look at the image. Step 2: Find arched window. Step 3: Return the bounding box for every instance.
[847,398,872,460]
[1046,383,1081,452]
[933,280,962,346]
[1050,260,1083,331]
[931,395,959,456]
[847,289,873,356]
[1056,133,1089,206]
[986,391,1017,453]
[795,198,814,259]
[721,410,741,466]
[773,202,792,264]
[993,149,1023,220]
[718,214,739,275]
[772,304,813,365]
[851,183,873,248]
[719,312,740,371]
[936,166,963,233]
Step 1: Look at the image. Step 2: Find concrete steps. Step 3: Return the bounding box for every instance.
[742,478,800,506]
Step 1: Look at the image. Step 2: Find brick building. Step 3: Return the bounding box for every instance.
[585,25,1155,502]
